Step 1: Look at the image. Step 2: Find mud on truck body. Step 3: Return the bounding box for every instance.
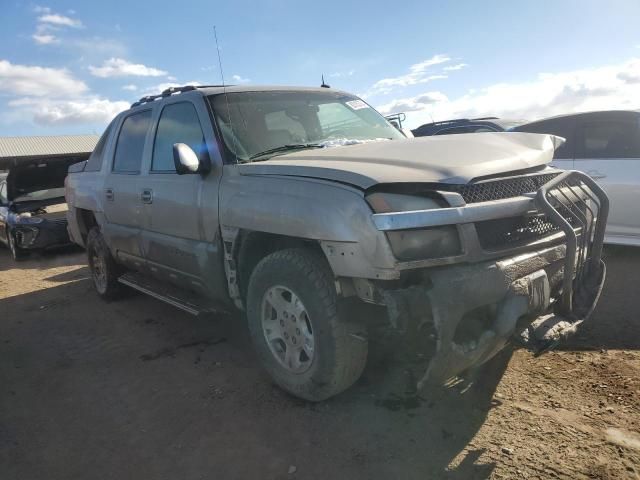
[65,85,608,401]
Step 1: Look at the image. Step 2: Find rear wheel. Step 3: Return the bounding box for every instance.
[86,227,123,300]
[246,248,368,401]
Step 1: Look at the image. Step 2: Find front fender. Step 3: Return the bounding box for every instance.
[219,172,399,279]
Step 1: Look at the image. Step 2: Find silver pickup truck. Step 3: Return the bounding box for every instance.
[65,85,608,401]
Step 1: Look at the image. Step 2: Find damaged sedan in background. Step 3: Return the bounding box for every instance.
[0,159,74,260]
[0,134,98,261]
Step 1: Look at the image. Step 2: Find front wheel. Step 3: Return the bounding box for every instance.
[246,248,368,401]
[86,227,123,300]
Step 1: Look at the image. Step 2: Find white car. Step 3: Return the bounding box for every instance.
[515,110,640,246]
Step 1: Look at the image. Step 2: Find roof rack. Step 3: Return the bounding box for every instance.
[130,84,229,107]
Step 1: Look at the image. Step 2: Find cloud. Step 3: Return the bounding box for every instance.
[0,59,88,97]
[444,63,467,72]
[140,80,202,97]
[368,54,451,95]
[617,70,640,84]
[330,70,356,78]
[31,7,84,46]
[32,33,58,45]
[231,74,250,84]
[377,92,449,114]
[122,84,138,91]
[89,58,167,78]
[409,55,451,72]
[375,57,640,128]
[9,97,129,126]
[37,13,83,28]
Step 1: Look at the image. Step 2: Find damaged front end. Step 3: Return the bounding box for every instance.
[372,171,608,388]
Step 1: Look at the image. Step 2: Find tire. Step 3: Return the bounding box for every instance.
[246,248,368,401]
[7,230,28,261]
[86,227,123,300]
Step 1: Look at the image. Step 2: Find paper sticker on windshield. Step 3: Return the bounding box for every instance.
[346,100,369,110]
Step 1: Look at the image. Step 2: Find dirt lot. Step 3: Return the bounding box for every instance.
[1,246,639,480]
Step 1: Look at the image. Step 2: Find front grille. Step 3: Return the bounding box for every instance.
[441,173,560,203]
[476,213,576,250]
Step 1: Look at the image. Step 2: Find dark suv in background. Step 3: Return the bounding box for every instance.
[412,117,525,137]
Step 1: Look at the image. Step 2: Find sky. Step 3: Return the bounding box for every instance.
[1,0,640,136]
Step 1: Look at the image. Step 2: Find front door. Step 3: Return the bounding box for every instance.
[575,113,640,245]
[139,100,216,291]
[101,109,153,270]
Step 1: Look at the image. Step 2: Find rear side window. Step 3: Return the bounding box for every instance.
[113,110,152,173]
[152,103,208,172]
[578,119,640,159]
[515,118,575,159]
[85,123,113,172]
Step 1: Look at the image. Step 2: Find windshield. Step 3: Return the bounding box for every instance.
[209,90,404,162]
[14,187,65,203]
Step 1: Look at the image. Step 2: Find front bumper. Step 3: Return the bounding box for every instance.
[12,219,71,250]
[377,171,609,387]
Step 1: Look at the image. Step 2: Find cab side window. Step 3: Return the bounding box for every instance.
[113,110,152,173]
[85,122,113,172]
[152,102,208,172]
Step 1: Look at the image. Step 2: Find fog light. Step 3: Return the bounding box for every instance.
[15,227,38,247]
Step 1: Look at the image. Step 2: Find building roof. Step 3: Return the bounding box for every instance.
[0,134,99,162]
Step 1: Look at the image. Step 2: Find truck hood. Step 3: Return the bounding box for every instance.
[237,132,563,189]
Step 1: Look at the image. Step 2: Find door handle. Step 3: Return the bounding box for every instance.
[105,188,114,201]
[586,170,606,180]
[140,189,153,204]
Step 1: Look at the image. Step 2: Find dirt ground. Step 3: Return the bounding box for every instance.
[1,245,639,480]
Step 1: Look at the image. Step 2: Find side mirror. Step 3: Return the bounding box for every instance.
[173,143,209,175]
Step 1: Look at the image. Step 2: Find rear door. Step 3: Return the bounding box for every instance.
[139,98,218,291]
[575,112,640,244]
[101,109,153,270]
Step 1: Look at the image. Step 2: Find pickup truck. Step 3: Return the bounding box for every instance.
[65,85,609,401]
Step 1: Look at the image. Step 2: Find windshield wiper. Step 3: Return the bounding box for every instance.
[248,143,324,161]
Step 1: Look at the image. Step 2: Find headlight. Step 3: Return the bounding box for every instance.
[367,192,462,260]
[17,213,44,224]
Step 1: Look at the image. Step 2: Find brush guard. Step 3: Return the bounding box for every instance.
[535,170,609,322]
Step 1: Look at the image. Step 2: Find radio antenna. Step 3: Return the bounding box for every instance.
[214,25,238,162]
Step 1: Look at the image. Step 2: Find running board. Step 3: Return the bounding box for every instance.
[118,272,220,316]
